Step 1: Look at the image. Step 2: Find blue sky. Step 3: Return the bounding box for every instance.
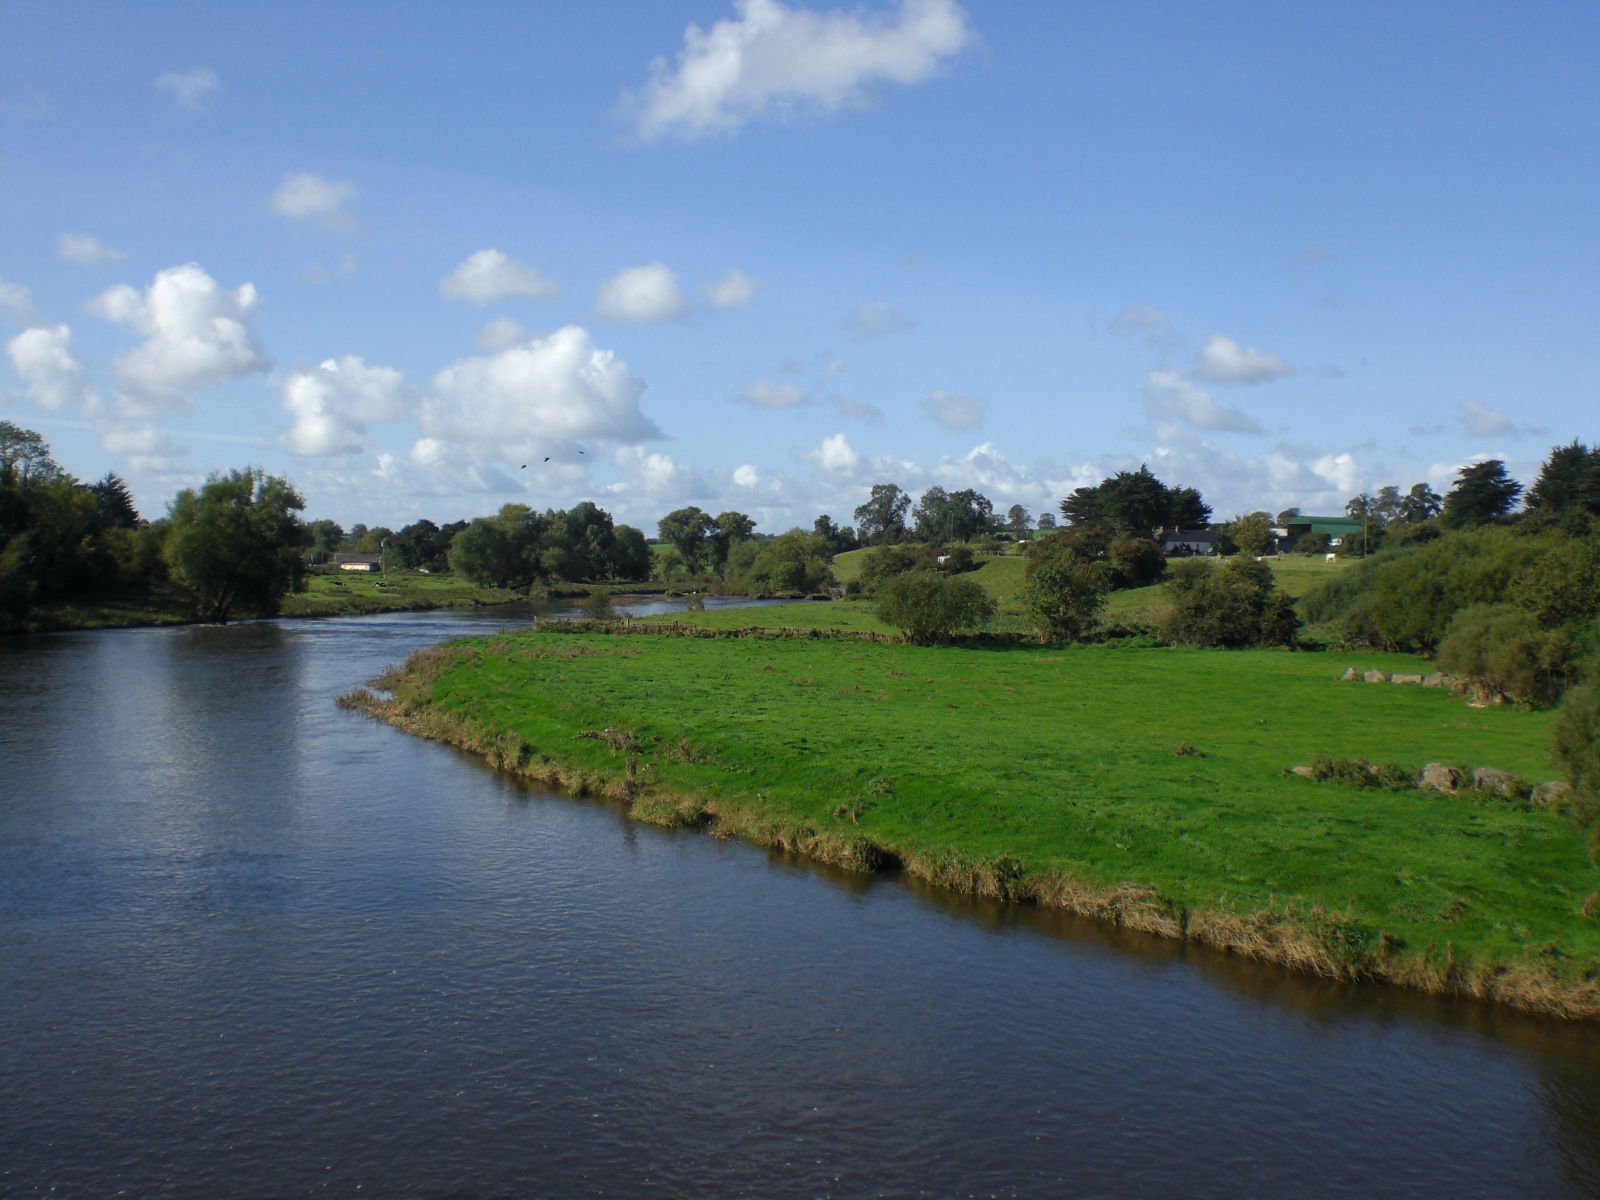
[2,0,1595,536]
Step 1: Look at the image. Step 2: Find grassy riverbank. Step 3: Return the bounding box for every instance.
[277,572,519,618]
[346,618,1600,1019]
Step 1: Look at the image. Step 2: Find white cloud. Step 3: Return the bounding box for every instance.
[1192,333,1293,384]
[732,464,762,488]
[155,67,219,111]
[0,278,38,324]
[57,233,127,266]
[702,268,762,308]
[607,446,705,504]
[735,379,807,408]
[87,263,270,414]
[621,0,974,141]
[439,249,560,307]
[270,172,360,232]
[6,324,96,411]
[595,263,686,323]
[921,388,985,430]
[806,432,862,475]
[474,316,532,352]
[282,356,411,457]
[420,325,661,465]
[1144,369,1262,434]
[844,298,914,341]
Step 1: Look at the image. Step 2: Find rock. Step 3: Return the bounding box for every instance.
[1422,673,1450,688]
[1391,674,1424,685]
[1531,781,1573,807]
[1472,767,1524,797]
[1341,666,1359,681]
[1363,669,1389,684]
[1419,763,1462,793]
[1288,765,1315,779]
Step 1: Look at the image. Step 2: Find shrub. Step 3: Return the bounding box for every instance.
[1436,603,1578,706]
[875,569,996,645]
[1022,552,1107,643]
[1157,556,1299,649]
[1107,534,1167,589]
[1551,680,1600,830]
[580,589,616,620]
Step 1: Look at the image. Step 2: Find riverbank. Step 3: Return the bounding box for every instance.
[343,620,1600,1020]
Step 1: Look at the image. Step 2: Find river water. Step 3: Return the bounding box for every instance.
[2,602,1598,1199]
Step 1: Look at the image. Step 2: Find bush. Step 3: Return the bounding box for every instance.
[1107,534,1166,589]
[1551,680,1600,830]
[1157,556,1300,649]
[1022,552,1107,643]
[875,570,996,645]
[1436,603,1578,706]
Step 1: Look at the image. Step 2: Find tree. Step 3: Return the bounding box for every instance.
[854,483,910,545]
[1397,482,1442,523]
[0,420,62,486]
[1156,557,1299,649]
[164,467,308,622]
[875,570,995,645]
[609,525,652,580]
[1442,459,1522,528]
[1059,466,1209,535]
[1005,504,1030,537]
[1227,512,1274,558]
[448,504,545,590]
[90,473,141,529]
[812,514,856,554]
[1022,548,1107,642]
[1524,440,1600,530]
[1036,512,1057,530]
[1276,506,1301,525]
[1551,682,1600,831]
[658,506,715,574]
[709,510,756,573]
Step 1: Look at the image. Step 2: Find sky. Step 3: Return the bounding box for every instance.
[2,0,1596,537]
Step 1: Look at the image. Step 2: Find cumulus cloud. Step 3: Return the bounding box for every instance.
[58,233,127,266]
[1192,334,1293,385]
[805,432,863,475]
[1144,369,1262,434]
[607,446,706,504]
[6,324,96,411]
[87,263,269,414]
[282,356,411,457]
[439,249,560,307]
[621,0,974,141]
[270,172,360,232]
[844,298,914,341]
[0,278,38,324]
[702,268,762,308]
[155,66,219,111]
[420,325,661,465]
[921,388,985,431]
[594,263,687,323]
[735,379,807,409]
[474,316,533,352]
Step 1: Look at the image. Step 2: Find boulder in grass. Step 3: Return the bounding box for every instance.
[1341,666,1359,681]
[1419,763,1462,793]
[1391,674,1424,685]
[1363,669,1389,684]
[1288,765,1315,779]
[1422,673,1450,688]
[1472,767,1524,798]
[1531,780,1573,807]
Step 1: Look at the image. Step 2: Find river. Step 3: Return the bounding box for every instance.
[2,602,1598,1199]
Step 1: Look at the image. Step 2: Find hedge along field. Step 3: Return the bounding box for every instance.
[349,625,1600,1018]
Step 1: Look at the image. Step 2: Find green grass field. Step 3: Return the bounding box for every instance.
[353,612,1600,1018]
[278,572,518,618]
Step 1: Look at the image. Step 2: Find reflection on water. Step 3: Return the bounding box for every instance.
[2,607,1598,1199]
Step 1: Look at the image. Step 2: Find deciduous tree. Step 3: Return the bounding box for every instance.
[164,467,309,622]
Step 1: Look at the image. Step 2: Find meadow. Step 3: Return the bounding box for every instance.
[277,572,519,618]
[348,609,1600,1019]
